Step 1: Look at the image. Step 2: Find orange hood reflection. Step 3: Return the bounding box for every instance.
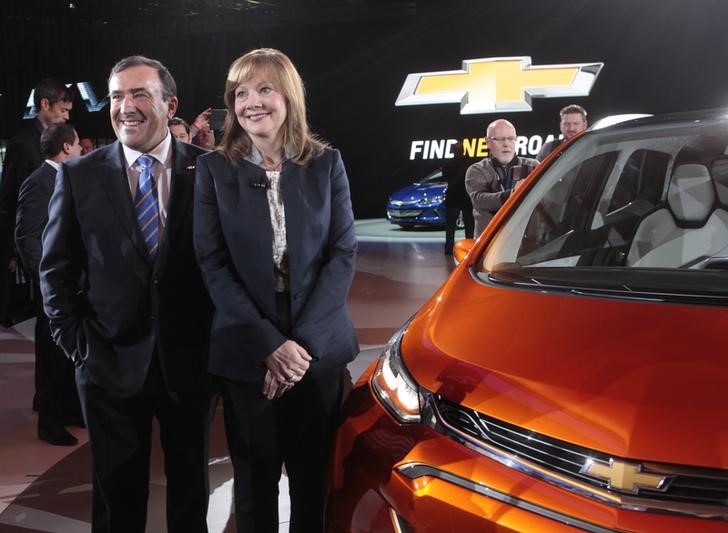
[403,268,728,469]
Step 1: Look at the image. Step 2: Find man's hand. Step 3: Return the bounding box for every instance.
[8,257,17,273]
[265,339,311,385]
[192,108,212,131]
[193,127,215,149]
[262,369,292,399]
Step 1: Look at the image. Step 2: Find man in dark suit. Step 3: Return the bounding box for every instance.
[40,56,214,533]
[0,79,73,326]
[443,142,475,255]
[15,123,83,446]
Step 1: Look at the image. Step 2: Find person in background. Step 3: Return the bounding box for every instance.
[15,123,83,446]
[168,116,192,143]
[189,107,211,138]
[465,119,539,235]
[536,104,588,161]
[192,127,215,149]
[79,137,95,155]
[40,55,214,532]
[0,78,73,327]
[189,108,216,149]
[194,47,359,532]
[443,141,474,255]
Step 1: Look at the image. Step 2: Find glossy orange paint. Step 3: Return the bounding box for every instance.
[402,268,728,466]
[328,245,728,530]
[328,119,728,531]
[328,375,728,532]
[452,238,475,264]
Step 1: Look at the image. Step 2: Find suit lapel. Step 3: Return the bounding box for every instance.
[100,142,151,262]
[155,140,195,274]
[237,160,277,316]
[282,161,304,292]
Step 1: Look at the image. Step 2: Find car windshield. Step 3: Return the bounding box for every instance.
[479,115,728,304]
[416,169,444,184]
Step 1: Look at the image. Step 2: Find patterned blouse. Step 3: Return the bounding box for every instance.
[243,146,291,292]
[265,169,289,292]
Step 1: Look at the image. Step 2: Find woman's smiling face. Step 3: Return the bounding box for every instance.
[234,74,287,144]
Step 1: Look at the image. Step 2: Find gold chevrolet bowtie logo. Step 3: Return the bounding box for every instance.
[581,458,670,495]
[395,56,603,115]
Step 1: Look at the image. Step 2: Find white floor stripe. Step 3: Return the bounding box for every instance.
[207,478,234,533]
[0,504,91,532]
[10,319,36,341]
[205,472,292,532]
[58,484,92,495]
[278,473,290,531]
[0,353,34,363]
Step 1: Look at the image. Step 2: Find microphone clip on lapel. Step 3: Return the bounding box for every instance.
[248,173,269,190]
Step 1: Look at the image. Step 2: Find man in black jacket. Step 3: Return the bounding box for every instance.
[0,79,73,326]
[15,123,83,446]
[40,56,214,533]
[443,142,474,254]
[536,104,588,161]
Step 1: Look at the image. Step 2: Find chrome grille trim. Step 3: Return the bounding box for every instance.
[423,394,728,520]
[387,209,423,218]
[396,462,619,533]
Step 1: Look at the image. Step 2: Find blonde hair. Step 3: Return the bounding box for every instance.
[218,48,326,165]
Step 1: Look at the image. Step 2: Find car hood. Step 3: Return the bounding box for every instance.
[388,182,446,204]
[403,269,728,468]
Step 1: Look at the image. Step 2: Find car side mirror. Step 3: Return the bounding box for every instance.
[453,239,476,264]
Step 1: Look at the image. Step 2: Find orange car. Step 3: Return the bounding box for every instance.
[327,111,728,532]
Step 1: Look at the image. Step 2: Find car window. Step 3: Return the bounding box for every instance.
[418,169,445,184]
[518,151,616,258]
[607,149,668,213]
[479,117,728,302]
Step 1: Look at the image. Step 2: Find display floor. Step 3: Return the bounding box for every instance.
[0,220,457,532]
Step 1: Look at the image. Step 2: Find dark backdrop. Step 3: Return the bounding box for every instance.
[2,0,728,218]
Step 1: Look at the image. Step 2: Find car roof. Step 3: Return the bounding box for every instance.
[594,107,728,132]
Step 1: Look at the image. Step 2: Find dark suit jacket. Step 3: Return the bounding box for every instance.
[40,139,213,396]
[536,138,562,161]
[15,161,56,285]
[443,156,473,209]
[0,119,44,251]
[193,147,359,383]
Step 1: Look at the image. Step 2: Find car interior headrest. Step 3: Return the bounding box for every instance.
[668,163,714,222]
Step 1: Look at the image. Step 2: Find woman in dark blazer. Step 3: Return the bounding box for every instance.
[193,48,359,532]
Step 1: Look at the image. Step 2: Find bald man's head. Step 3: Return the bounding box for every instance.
[485,119,517,164]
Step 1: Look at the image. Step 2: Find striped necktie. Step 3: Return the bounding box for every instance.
[134,155,159,262]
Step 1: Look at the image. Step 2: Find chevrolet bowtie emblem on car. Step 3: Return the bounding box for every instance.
[395,56,603,115]
[581,458,671,494]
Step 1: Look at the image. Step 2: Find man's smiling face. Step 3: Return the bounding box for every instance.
[109,65,178,153]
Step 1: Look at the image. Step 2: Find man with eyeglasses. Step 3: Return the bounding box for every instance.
[536,104,588,161]
[465,119,539,235]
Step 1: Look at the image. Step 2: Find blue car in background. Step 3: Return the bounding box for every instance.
[386,168,449,228]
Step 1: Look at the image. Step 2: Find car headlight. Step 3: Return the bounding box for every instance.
[417,195,444,207]
[371,325,422,423]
